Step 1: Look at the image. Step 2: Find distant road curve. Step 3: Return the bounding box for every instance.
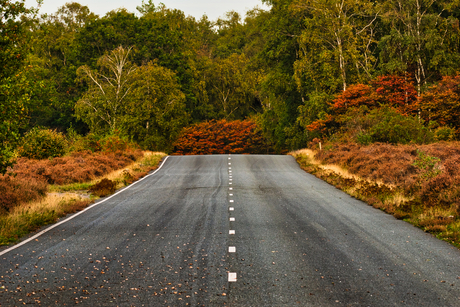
[0,155,459,306]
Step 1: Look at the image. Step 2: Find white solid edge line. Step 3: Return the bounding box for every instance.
[0,156,171,257]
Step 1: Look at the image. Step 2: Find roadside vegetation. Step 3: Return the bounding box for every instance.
[291,142,460,248]
[0,130,165,245]
[3,0,460,247]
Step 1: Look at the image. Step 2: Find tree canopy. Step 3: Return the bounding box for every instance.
[2,0,460,169]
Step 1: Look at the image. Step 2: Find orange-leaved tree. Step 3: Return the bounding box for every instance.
[306,74,419,135]
[420,75,460,133]
[172,119,269,155]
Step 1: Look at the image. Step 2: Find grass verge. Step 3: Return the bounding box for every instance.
[290,148,460,248]
[0,151,166,246]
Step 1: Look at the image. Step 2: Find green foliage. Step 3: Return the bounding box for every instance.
[0,0,33,173]
[368,109,434,144]
[342,106,434,145]
[412,150,441,180]
[121,61,187,152]
[434,126,456,141]
[356,132,373,146]
[19,127,67,159]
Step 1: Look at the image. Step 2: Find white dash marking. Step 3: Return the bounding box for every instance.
[229,200,234,203]
[229,167,231,170]
[229,187,233,190]
[228,272,237,282]
[229,217,235,221]
[229,176,232,178]
[229,193,233,196]
[229,182,232,185]
[229,246,236,253]
[229,207,234,211]
[229,230,235,235]
[228,163,231,165]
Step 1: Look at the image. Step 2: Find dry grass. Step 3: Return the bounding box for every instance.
[290,149,390,187]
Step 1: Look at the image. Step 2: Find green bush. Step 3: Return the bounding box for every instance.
[368,108,434,144]
[19,127,67,159]
[434,126,456,141]
[343,106,434,145]
[356,131,372,145]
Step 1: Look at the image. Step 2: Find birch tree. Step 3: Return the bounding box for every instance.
[292,0,380,93]
[379,0,460,97]
[76,46,136,133]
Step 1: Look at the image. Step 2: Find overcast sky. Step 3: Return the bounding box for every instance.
[24,0,270,21]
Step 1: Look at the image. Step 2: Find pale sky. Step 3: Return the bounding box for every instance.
[25,0,270,21]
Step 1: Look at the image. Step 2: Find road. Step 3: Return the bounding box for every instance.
[1,155,459,306]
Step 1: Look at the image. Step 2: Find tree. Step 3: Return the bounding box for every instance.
[26,2,97,131]
[292,0,380,93]
[206,53,260,119]
[255,0,306,151]
[76,46,137,134]
[121,61,187,151]
[76,46,187,151]
[378,0,460,97]
[420,74,460,133]
[0,0,32,173]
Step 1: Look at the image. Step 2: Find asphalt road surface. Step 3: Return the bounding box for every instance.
[1,155,460,306]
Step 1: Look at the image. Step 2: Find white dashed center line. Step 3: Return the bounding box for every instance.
[227,156,237,284]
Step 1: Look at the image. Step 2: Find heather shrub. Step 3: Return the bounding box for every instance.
[89,178,116,197]
[173,119,270,155]
[412,150,441,181]
[13,149,143,185]
[0,175,47,212]
[19,127,67,159]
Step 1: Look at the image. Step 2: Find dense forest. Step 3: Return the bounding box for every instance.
[3,0,460,173]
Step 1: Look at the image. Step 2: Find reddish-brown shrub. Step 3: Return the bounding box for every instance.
[89,178,116,197]
[307,74,419,135]
[172,119,270,155]
[0,175,47,212]
[11,149,143,185]
[314,142,460,211]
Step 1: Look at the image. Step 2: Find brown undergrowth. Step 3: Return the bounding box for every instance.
[290,142,460,248]
[0,151,166,245]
